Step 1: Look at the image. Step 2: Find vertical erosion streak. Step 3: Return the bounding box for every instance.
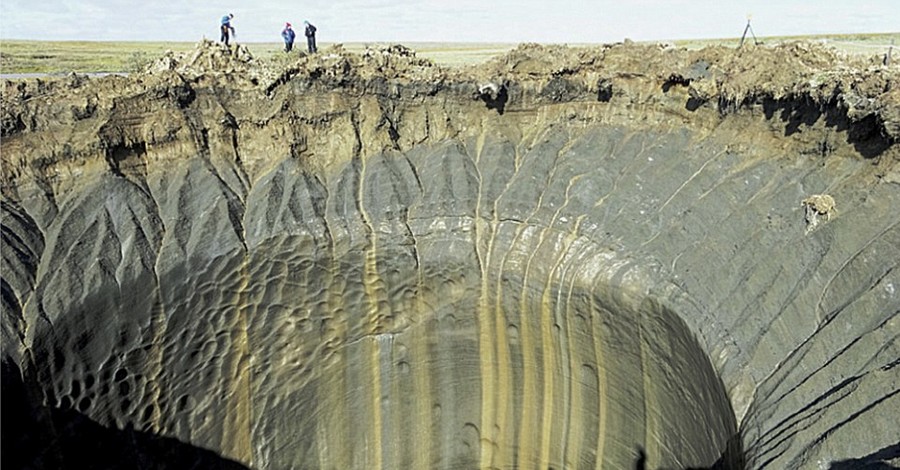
[147,206,169,435]
[516,134,574,468]
[639,302,661,468]
[357,150,385,470]
[591,290,609,468]
[472,125,499,469]
[485,137,525,469]
[411,258,433,470]
[365,304,384,470]
[538,168,585,468]
[538,272,557,470]
[322,252,350,469]
[321,165,349,470]
[223,252,253,465]
[561,254,584,469]
[491,259,513,470]
[516,234,538,469]
[405,151,433,469]
[476,235,498,468]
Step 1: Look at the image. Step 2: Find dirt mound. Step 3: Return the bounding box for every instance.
[149,39,255,73]
[137,40,900,141]
[139,40,440,92]
[472,41,897,132]
[2,39,897,178]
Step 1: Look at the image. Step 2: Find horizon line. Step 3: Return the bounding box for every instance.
[2,31,898,45]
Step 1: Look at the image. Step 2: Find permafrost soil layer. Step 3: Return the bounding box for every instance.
[2,40,899,469]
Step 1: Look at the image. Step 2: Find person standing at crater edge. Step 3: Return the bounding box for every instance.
[282,22,296,52]
[220,13,235,46]
[304,20,317,54]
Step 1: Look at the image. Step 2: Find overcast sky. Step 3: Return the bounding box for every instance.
[1,0,897,44]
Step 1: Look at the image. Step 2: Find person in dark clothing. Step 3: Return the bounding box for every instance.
[220,13,235,46]
[282,23,296,52]
[304,21,317,53]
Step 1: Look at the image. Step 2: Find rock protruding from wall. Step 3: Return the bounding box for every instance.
[2,41,898,470]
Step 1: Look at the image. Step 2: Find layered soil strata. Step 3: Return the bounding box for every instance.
[2,40,898,469]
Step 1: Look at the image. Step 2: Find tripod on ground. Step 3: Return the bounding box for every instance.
[739,18,759,48]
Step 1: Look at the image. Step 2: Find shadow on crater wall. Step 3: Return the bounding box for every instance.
[2,361,249,470]
[828,443,900,470]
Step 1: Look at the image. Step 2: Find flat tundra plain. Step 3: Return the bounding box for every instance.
[1,32,898,74]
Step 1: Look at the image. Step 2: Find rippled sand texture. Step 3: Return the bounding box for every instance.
[2,42,899,469]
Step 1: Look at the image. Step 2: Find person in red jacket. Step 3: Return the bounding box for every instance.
[282,23,296,52]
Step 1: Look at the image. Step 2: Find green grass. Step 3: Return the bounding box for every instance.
[1,33,896,74]
[672,32,899,52]
[0,40,201,73]
[0,39,517,73]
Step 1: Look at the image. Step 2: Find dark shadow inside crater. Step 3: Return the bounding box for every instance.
[828,442,900,469]
[477,84,508,114]
[761,96,892,159]
[636,433,744,469]
[2,360,249,470]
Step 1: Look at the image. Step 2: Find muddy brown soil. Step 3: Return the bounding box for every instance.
[2,39,898,189]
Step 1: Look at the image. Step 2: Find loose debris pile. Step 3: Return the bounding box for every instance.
[802,194,837,233]
[142,40,440,91]
[126,39,897,127]
[3,39,898,153]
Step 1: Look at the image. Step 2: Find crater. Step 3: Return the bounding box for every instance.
[2,41,898,469]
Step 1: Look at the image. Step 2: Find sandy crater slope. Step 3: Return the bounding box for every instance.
[2,39,899,469]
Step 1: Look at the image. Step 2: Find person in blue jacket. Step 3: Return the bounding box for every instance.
[220,13,235,46]
[282,23,296,52]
